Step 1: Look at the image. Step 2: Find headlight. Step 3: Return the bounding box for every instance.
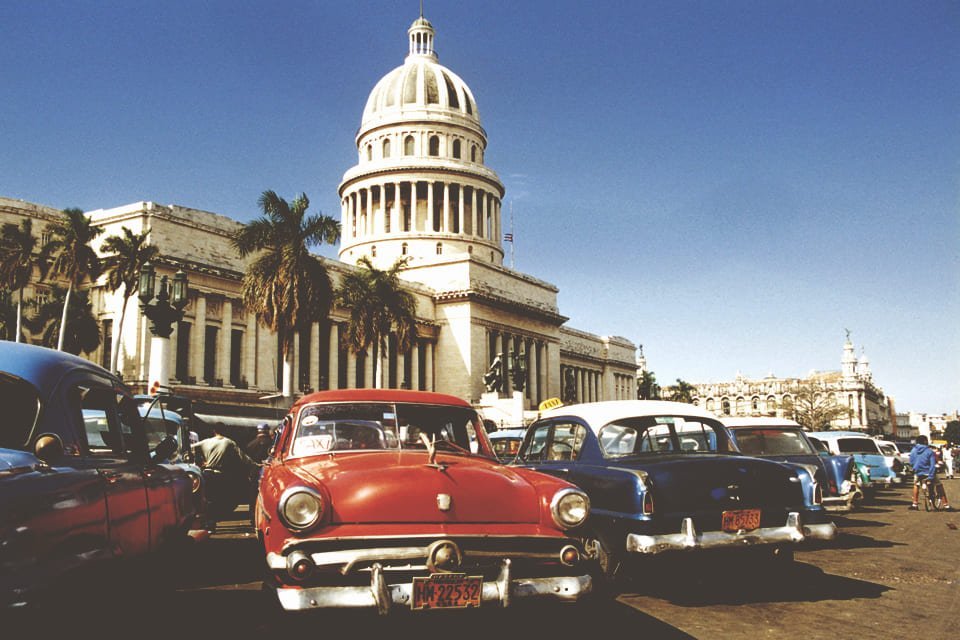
[550,488,589,528]
[278,486,324,532]
[187,470,202,493]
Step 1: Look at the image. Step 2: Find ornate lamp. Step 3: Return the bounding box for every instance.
[139,263,189,391]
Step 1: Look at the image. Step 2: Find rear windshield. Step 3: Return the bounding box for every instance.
[734,428,815,456]
[837,437,880,454]
[291,401,488,457]
[598,415,732,458]
[0,374,41,449]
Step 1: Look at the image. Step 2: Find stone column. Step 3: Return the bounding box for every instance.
[244,315,257,388]
[442,182,450,233]
[411,341,420,390]
[217,298,232,385]
[310,321,320,392]
[397,347,406,389]
[471,188,478,237]
[410,181,418,232]
[379,184,387,234]
[458,185,465,236]
[425,342,434,391]
[292,332,301,393]
[364,345,374,389]
[427,181,435,232]
[392,182,401,233]
[190,295,206,383]
[346,348,357,389]
[328,322,339,390]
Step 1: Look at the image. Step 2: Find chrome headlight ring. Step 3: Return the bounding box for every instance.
[550,487,590,529]
[278,486,325,532]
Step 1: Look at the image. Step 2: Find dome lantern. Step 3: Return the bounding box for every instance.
[408,15,436,60]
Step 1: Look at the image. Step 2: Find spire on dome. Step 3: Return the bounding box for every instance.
[408,11,437,60]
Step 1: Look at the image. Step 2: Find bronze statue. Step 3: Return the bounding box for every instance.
[483,353,503,392]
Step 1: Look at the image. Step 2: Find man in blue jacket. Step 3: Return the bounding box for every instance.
[909,435,952,511]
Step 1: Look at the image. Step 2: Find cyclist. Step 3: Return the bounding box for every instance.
[909,435,953,511]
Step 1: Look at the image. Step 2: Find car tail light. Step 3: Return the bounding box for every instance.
[829,479,838,495]
[813,482,823,505]
[642,491,654,515]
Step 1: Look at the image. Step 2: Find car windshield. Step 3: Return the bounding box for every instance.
[809,437,829,454]
[837,437,881,454]
[0,374,41,449]
[598,415,730,458]
[291,402,486,457]
[734,428,815,455]
[491,436,523,460]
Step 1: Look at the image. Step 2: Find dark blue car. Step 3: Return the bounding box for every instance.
[513,400,837,579]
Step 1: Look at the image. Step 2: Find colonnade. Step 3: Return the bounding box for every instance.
[486,329,549,407]
[342,180,500,243]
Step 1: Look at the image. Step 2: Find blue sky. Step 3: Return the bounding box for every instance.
[2,1,957,413]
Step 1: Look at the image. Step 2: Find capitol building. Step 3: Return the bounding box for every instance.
[0,15,637,423]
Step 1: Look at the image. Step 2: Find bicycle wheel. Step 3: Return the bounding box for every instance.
[924,482,934,511]
[928,484,940,512]
[934,485,946,511]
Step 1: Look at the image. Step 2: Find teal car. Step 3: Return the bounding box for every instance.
[809,431,898,500]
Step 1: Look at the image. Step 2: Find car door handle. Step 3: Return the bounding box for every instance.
[99,470,123,484]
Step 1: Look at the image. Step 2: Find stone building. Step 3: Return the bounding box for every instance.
[684,337,890,433]
[0,15,636,423]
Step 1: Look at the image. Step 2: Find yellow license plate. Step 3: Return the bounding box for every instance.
[411,573,483,610]
[721,508,761,532]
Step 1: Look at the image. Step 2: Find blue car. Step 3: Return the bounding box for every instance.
[0,342,200,609]
[513,400,837,579]
[723,417,857,514]
[808,431,899,497]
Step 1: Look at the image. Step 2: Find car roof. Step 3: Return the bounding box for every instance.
[807,431,871,439]
[0,341,121,398]
[291,388,473,411]
[721,416,802,428]
[541,400,718,429]
[488,428,527,438]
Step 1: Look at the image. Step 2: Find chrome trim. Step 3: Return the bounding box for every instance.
[271,559,591,612]
[550,487,590,529]
[625,512,837,554]
[278,486,324,532]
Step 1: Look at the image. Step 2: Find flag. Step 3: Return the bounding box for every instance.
[503,233,513,242]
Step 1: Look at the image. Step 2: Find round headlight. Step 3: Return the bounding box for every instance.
[279,487,324,531]
[550,488,589,528]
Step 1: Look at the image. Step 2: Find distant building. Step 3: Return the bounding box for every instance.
[679,337,890,433]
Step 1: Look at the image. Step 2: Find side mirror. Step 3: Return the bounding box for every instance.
[153,435,178,462]
[35,433,64,464]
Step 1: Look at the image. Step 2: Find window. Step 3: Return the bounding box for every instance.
[751,396,760,412]
[382,138,391,158]
[79,386,143,457]
[404,135,415,156]
[471,145,477,162]
[0,376,40,449]
[436,242,442,255]
[401,242,408,256]
[366,144,372,161]
[371,245,377,257]
[598,415,726,457]
[428,135,440,156]
[519,421,586,462]
[100,319,113,369]
[452,139,461,158]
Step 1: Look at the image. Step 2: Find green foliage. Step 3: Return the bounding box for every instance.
[101,227,158,371]
[0,218,40,342]
[637,370,660,399]
[944,421,960,445]
[26,285,100,355]
[665,378,695,403]
[782,382,851,431]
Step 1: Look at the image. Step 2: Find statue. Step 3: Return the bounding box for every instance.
[510,349,526,392]
[483,353,503,393]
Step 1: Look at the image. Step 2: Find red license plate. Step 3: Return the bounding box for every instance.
[411,573,483,610]
[721,508,761,532]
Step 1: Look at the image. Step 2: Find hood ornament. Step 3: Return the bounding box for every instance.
[420,432,448,471]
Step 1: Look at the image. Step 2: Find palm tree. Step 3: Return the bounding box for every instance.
[40,208,103,351]
[667,378,696,404]
[336,257,418,388]
[26,285,100,355]
[0,292,22,341]
[101,227,158,373]
[0,218,40,342]
[233,191,340,397]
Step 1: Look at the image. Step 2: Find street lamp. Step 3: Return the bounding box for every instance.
[139,262,189,391]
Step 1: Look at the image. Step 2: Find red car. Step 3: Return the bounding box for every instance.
[256,389,592,613]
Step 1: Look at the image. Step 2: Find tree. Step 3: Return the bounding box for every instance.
[233,191,339,397]
[101,226,158,373]
[40,208,103,351]
[26,285,100,355]
[944,421,960,445]
[336,256,417,389]
[666,378,696,404]
[637,370,660,400]
[782,382,850,431]
[0,292,24,341]
[0,218,40,342]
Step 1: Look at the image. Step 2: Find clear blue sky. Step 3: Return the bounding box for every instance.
[2,1,957,413]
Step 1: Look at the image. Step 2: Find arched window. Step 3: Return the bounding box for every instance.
[736,396,746,414]
[471,145,477,162]
[751,396,759,412]
[366,144,372,161]
[467,245,473,254]
[382,138,391,158]
[767,395,777,414]
[436,242,443,255]
[428,135,440,156]
[401,242,408,256]
[452,139,461,158]
[404,135,415,156]
[706,398,715,411]
[721,398,731,415]
[371,245,376,257]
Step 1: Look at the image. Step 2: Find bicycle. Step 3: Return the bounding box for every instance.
[919,475,946,511]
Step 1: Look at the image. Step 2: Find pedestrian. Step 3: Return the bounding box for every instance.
[245,422,274,464]
[943,445,955,480]
[194,423,258,527]
[908,435,953,511]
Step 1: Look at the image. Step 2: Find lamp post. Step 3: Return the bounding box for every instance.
[138,263,189,390]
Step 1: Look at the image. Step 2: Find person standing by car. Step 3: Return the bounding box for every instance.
[909,435,952,511]
[194,424,258,526]
[943,445,955,480]
[245,423,274,463]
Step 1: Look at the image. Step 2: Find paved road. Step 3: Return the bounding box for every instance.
[12,484,960,638]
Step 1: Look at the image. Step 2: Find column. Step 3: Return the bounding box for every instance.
[310,321,320,392]
[392,181,401,233]
[425,342,434,391]
[471,188,478,237]
[397,349,406,389]
[411,341,420,390]
[427,181,435,232]
[189,295,205,383]
[217,298,232,385]
[328,322,339,389]
[411,181,418,231]
[442,182,450,233]
[341,199,348,239]
[244,315,257,388]
[346,349,357,389]
[379,184,387,234]
[292,332,300,393]
[364,345,374,389]
[457,185,465,236]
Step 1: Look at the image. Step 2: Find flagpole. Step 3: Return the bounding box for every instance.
[510,200,515,269]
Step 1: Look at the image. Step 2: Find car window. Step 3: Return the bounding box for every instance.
[735,428,815,455]
[517,421,586,462]
[0,374,41,449]
[599,415,728,458]
[837,437,880,454]
[809,437,829,454]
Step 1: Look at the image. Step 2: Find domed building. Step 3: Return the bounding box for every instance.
[0,14,638,426]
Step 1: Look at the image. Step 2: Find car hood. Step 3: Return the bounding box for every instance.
[292,451,542,524]
[611,454,804,511]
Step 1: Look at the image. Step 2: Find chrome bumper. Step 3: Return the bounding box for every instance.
[625,512,837,555]
[272,560,592,613]
[822,493,855,514]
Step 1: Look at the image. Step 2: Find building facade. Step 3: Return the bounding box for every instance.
[684,337,891,433]
[0,15,636,422]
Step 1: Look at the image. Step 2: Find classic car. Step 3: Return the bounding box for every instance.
[0,342,200,609]
[512,400,837,579]
[808,431,899,493]
[488,427,527,463]
[875,439,909,480]
[722,417,857,514]
[256,389,592,613]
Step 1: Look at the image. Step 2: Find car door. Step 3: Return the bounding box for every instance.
[517,419,588,479]
[73,381,152,558]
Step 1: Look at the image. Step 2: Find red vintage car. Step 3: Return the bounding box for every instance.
[256,389,592,613]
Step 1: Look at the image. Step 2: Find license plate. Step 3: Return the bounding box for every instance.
[411,573,483,610]
[721,508,761,532]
